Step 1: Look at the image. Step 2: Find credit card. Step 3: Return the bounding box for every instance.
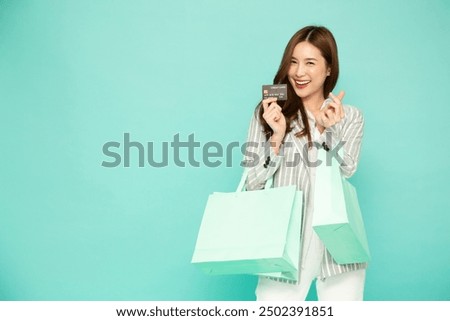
[262,84,287,101]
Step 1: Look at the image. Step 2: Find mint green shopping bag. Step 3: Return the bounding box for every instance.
[312,148,371,264]
[191,170,303,282]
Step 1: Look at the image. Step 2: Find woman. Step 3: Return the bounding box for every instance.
[244,26,367,300]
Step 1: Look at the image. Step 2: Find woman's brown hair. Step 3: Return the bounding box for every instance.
[256,26,339,146]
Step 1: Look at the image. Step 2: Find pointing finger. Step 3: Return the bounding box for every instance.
[329,91,345,103]
[336,90,345,101]
[329,91,345,118]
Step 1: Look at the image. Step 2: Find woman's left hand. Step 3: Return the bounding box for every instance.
[316,91,346,129]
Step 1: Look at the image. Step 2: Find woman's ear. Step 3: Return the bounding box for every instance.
[326,67,331,76]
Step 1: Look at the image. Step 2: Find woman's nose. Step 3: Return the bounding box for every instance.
[295,63,305,77]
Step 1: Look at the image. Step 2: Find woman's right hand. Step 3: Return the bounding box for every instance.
[262,97,286,138]
[262,97,286,154]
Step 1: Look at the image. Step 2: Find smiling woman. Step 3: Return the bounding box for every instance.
[257,26,341,148]
[244,25,367,301]
[289,42,331,107]
[0,0,448,303]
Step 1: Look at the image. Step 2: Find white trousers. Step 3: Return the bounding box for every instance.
[255,231,366,301]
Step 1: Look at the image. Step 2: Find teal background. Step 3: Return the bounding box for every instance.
[0,0,449,300]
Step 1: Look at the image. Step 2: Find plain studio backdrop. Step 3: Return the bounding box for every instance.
[0,0,449,300]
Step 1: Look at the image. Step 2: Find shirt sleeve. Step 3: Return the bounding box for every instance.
[242,109,284,191]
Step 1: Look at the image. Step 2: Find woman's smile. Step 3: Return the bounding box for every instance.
[294,79,311,89]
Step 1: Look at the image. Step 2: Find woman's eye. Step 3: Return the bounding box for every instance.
[290,60,297,64]
[307,61,315,65]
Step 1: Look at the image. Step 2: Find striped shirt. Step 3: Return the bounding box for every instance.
[243,103,368,284]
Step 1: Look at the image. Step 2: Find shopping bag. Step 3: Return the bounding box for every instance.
[191,169,303,282]
[312,148,371,264]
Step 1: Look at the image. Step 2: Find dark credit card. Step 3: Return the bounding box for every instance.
[262,84,287,101]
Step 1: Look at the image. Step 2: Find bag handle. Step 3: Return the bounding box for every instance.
[236,167,274,192]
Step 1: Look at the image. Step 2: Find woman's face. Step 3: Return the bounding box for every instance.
[288,41,330,104]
